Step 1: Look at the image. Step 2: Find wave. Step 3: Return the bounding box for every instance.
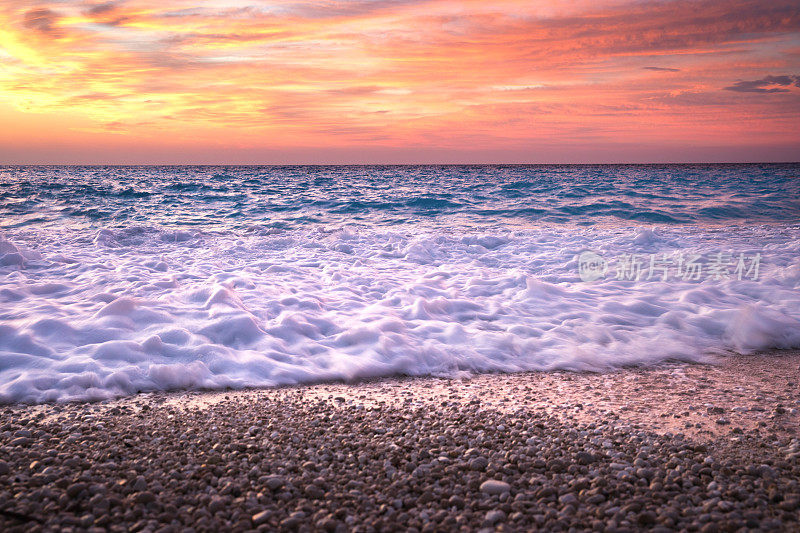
[1,223,799,403]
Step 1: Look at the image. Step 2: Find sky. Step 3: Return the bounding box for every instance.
[0,0,799,164]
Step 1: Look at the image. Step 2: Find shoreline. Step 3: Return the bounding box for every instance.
[1,352,799,531]
[160,351,800,442]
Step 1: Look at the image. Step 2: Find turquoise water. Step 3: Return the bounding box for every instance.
[2,164,798,231]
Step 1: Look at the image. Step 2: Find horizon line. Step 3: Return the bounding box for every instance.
[2,161,799,167]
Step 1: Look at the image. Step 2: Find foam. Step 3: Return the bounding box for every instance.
[1,223,799,403]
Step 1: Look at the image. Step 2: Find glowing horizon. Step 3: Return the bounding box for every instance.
[1,0,799,164]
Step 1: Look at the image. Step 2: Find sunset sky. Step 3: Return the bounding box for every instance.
[1,0,799,163]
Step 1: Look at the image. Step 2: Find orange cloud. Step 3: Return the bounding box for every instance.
[0,0,798,162]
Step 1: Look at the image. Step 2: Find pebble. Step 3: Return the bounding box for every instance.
[559,493,578,506]
[134,491,156,505]
[305,484,325,499]
[252,510,271,526]
[208,496,226,513]
[265,475,285,491]
[480,480,511,495]
[66,483,87,499]
[469,456,489,471]
[575,451,595,464]
[132,476,147,491]
[483,509,506,526]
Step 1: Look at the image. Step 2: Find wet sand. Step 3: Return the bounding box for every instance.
[1,352,799,532]
[165,351,800,442]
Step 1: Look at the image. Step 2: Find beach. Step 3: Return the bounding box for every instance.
[2,0,800,528]
[2,352,798,532]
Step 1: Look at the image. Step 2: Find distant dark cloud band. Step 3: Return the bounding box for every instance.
[725,75,800,93]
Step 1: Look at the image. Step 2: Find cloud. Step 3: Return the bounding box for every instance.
[725,75,800,93]
[22,8,61,36]
[83,1,132,26]
[257,0,429,19]
[86,2,119,16]
[326,85,383,96]
[643,67,680,72]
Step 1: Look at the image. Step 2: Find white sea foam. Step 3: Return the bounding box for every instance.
[1,224,799,403]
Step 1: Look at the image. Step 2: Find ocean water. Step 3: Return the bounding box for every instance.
[1,164,799,403]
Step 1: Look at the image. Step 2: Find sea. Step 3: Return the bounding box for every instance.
[1,164,799,403]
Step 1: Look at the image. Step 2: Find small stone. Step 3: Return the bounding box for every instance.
[134,491,156,505]
[559,493,578,506]
[281,513,304,529]
[448,495,465,508]
[252,510,271,526]
[636,468,655,480]
[586,493,606,504]
[66,482,88,499]
[547,459,566,473]
[0,461,9,475]
[779,499,799,511]
[305,484,325,499]
[483,510,506,526]
[132,476,147,491]
[638,511,657,526]
[469,457,489,471]
[208,496,226,513]
[535,486,555,499]
[700,523,718,533]
[575,451,595,464]
[316,517,339,532]
[480,480,510,495]
[758,464,776,478]
[417,490,435,504]
[266,476,285,491]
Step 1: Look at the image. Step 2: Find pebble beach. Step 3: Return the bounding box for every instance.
[1,352,799,532]
[2,1,800,530]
